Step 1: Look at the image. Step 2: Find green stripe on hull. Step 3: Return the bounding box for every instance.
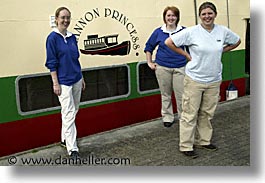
[222,50,247,81]
[0,76,60,123]
[0,49,247,124]
[0,76,20,123]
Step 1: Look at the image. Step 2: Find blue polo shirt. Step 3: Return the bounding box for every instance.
[144,24,187,68]
[45,29,82,86]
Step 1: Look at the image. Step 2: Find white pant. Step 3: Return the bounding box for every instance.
[58,79,82,155]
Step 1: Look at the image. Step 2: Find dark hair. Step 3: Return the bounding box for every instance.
[163,6,180,26]
[199,2,217,16]
[55,7,71,18]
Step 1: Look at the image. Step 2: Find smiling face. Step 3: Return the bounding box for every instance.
[55,8,71,33]
[199,7,217,28]
[163,6,180,27]
[165,10,178,27]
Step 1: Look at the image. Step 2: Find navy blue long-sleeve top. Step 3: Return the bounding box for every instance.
[144,25,187,68]
[45,29,82,86]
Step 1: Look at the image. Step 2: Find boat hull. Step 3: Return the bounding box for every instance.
[80,41,130,56]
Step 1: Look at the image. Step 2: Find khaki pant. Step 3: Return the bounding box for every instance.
[179,76,221,151]
[155,64,185,122]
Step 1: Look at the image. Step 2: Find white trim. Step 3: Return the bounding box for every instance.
[136,61,160,95]
[53,28,73,37]
[161,24,183,34]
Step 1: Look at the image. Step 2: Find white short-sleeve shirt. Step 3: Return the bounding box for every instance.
[170,24,240,83]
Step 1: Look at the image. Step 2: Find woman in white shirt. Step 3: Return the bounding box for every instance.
[165,1,241,158]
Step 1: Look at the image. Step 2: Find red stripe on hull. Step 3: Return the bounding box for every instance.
[0,95,161,157]
[220,78,246,101]
[0,78,246,157]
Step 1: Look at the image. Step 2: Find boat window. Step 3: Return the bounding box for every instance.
[16,74,60,114]
[107,37,117,44]
[81,65,130,103]
[137,62,159,94]
[16,65,130,115]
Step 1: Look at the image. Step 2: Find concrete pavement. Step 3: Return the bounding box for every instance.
[0,96,250,166]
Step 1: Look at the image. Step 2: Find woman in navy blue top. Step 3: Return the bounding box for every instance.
[144,6,187,128]
[45,7,85,158]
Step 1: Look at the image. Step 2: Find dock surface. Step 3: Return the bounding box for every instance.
[0,96,250,166]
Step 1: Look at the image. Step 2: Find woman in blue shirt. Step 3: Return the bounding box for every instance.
[45,7,85,159]
[144,6,187,128]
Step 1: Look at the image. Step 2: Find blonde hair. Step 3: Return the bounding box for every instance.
[54,7,71,26]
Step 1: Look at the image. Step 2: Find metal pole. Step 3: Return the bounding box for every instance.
[226,0,230,28]
[194,0,198,25]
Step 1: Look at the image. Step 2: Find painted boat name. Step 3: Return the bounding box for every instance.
[74,8,140,51]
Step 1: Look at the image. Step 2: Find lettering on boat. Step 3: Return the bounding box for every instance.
[73,8,140,56]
